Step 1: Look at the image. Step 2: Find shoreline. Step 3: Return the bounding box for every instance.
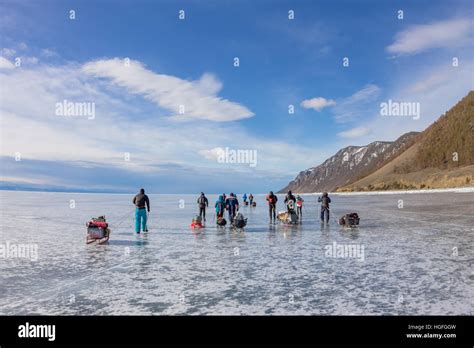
[303,187,474,196]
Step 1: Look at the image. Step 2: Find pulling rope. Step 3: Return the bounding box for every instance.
[113,210,135,229]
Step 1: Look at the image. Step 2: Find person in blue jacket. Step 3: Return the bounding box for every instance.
[215,195,226,218]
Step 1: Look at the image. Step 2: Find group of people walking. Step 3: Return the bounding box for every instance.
[265,190,307,222]
[132,188,332,233]
[213,193,238,222]
[202,192,246,223]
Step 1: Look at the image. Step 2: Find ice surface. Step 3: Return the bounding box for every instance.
[0,191,473,315]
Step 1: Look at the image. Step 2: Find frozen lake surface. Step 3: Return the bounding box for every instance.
[0,191,473,315]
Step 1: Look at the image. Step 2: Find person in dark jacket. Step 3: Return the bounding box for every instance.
[284,190,297,212]
[197,192,209,221]
[266,191,278,222]
[133,188,150,233]
[318,192,331,224]
[225,193,239,222]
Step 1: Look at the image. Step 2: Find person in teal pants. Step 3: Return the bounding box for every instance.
[133,188,150,233]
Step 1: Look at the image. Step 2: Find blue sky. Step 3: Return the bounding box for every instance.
[0,0,473,193]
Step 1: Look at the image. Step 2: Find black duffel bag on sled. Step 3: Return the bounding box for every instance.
[339,213,360,227]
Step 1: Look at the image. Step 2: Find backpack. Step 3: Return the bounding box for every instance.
[339,213,360,226]
[321,196,330,207]
[232,213,247,228]
[287,200,295,211]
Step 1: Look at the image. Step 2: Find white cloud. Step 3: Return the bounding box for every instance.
[406,61,472,95]
[300,97,336,111]
[0,59,325,180]
[336,60,474,145]
[82,58,254,122]
[199,147,225,161]
[409,72,450,94]
[332,84,381,123]
[346,84,381,103]
[19,56,38,65]
[0,56,14,69]
[1,48,16,57]
[387,18,473,55]
[40,48,57,57]
[194,72,222,95]
[337,126,371,138]
[386,60,474,133]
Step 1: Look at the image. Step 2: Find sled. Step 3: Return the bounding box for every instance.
[339,213,360,228]
[231,213,247,229]
[86,216,111,244]
[216,217,227,226]
[191,215,204,229]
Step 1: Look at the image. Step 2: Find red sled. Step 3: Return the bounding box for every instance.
[86,216,111,244]
[190,222,203,229]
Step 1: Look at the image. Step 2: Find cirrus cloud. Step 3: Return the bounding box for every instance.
[0,56,14,69]
[332,84,381,123]
[386,18,473,55]
[198,147,225,161]
[82,58,254,122]
[337,126,371,138]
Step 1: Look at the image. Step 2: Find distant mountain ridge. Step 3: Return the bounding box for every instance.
[279,132,418,193]
[339,91,474,191]
[280,91,474,193]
